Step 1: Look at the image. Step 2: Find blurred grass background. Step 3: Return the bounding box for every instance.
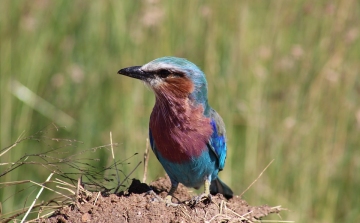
[1,0,360,222]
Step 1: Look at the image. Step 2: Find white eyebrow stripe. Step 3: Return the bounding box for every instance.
[141,62,180,72]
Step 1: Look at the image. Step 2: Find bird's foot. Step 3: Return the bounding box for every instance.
[147,190,179,207]
[188,193,212,206]
[164,195,180,207]
[147,190,163,202]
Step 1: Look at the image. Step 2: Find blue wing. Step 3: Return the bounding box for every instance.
[208,108,227,171]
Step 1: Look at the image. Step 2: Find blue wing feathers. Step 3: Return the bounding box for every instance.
[209,109,227,170]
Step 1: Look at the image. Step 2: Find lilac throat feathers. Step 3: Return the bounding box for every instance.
[149,78,213,163]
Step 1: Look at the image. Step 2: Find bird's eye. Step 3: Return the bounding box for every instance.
[157,69,171,78]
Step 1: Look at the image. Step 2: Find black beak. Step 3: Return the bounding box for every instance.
[117,66,153,81]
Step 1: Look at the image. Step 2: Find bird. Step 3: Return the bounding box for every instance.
[118,57,233,205]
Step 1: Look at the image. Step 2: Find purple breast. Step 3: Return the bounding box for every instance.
[150,99,213,163]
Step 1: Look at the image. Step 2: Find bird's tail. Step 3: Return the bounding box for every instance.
[210,178,233,199]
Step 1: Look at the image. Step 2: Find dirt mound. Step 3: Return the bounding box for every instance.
[42,176,281,222]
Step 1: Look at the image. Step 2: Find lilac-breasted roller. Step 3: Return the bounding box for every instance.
[118,57,233,204]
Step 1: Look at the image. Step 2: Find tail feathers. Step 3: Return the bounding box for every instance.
[210,178,233,199]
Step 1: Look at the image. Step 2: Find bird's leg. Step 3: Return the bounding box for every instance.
[199,178,212,202]
[164,183,179,207]
[191,179,212,204]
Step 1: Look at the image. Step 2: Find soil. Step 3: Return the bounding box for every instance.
[42,176,282,223]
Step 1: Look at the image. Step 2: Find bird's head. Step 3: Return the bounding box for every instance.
[118,57,209,111]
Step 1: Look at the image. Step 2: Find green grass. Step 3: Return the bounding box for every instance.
[1,1,360,222]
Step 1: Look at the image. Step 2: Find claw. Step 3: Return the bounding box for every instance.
[196,193,212,203]
[187,179,212,205]
[147,190,163,203]
[188,193,212,205]
[147,189,179,207]
[164,194,179,207]
[163,184,180,206]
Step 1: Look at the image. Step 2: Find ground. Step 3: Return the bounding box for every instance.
[42,176,282,223]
